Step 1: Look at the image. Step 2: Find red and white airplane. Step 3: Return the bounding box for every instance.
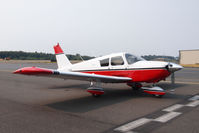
[14,43,183,97]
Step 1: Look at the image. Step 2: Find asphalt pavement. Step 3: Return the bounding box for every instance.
[0,62,198,133]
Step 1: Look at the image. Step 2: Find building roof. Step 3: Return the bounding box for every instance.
[179,49,199,52]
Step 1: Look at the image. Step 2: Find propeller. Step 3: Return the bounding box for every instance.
[171,72,175,86]
[169,72,176,93]
[165,62,176,92]
[165,62,183,93]
[165,62,177,84]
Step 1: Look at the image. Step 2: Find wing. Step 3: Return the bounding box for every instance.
[14,67,132,83]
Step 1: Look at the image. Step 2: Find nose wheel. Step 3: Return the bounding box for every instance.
[142,86,165,98]
[127,83,166,98]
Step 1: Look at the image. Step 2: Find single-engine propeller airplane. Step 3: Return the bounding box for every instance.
[14,43,183,98]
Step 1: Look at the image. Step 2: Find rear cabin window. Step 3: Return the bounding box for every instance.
[111,56,124,66]
[100,58,109,67]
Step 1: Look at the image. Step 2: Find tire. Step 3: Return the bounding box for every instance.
[132,83,142,90]
[153,94,163,98]
[92,94,101,97]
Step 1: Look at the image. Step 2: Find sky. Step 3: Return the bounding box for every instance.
[0,0,199,57]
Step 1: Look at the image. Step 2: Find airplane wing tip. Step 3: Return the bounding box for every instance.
[13,67,53,75]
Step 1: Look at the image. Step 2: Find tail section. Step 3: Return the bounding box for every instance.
[54,43,72,70]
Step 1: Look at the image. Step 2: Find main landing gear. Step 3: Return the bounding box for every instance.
[127,83,166,98]
[87,81,104,97]
[86,81,166,98]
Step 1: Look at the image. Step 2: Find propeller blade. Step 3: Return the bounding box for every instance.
[171,72,175,85]
[169,72,176,93]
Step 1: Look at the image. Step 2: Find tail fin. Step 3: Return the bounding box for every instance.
[53,43,72,70]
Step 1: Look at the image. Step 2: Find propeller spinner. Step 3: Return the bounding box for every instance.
[165,62,183,89]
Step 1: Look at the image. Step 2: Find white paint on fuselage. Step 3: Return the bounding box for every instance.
[71,53,125,71]
[70,52,169,72]
[128,61,169,69]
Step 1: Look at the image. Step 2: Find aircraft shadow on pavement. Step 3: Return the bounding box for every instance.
[157,82,191,100]
[47,88,143,113]
[47,83,188,113]
[48,84,89,90]
[158,82,188,90]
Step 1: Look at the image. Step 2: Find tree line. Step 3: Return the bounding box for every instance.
[0,51,94,61]
[141,55,178,62]
[0,51,178,62]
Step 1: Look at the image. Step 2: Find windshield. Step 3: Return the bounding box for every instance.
[125,53,145,64]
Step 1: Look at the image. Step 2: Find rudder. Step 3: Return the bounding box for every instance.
[53,43,72,70]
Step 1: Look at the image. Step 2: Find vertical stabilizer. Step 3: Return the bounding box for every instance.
[53,43,72,70]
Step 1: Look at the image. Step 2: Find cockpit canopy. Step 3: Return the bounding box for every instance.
[125,53,145,65]
[99,53,145,67]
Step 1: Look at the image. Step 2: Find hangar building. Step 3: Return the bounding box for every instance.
[179,50,199,64]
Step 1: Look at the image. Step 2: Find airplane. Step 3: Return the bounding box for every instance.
[14,43,183,98]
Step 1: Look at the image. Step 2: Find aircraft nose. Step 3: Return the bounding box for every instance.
[167,63,183,72]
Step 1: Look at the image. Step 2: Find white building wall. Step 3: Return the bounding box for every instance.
[180,50,199,64]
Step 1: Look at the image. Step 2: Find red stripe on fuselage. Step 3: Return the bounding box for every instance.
[82,69,170,83]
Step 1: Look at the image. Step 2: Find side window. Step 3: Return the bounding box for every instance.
[111,56,124,66]
[100,58,109,67]
[125,54,137,64]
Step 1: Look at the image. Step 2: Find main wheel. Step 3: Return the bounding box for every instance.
[92,94,101,97]
[153,94,163,98]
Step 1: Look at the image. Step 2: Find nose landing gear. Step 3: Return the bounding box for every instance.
[127,82,166,98]
[141,86,165,98]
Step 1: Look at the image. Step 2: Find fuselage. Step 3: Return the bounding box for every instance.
[60,52,182,83]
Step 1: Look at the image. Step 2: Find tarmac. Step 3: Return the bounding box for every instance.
[0,62,199,133]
